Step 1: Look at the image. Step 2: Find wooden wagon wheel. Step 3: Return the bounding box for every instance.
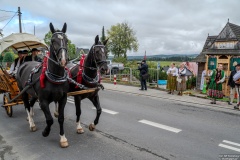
[3,93,13,117]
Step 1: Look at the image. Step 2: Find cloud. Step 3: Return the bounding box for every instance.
[1,0,240,56]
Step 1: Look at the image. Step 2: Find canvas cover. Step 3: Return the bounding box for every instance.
[0,33,47,53]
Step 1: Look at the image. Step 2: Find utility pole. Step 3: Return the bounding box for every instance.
[18,7,22,33]
[34,25,35,35]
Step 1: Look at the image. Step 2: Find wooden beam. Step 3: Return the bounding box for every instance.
[67,89,96,96]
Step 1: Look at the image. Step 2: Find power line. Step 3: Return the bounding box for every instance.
[0,9,16,13]
[0,17,12,22]
[1,12,17,30]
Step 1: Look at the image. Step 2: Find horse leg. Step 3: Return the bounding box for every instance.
[54,102,59,118]
[89,95,102,131]
[74,95,84,134]
[40,100,53,137]
[22,93,37,132]
[58,95,68,148]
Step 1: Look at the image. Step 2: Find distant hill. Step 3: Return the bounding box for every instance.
[108,54,198,60]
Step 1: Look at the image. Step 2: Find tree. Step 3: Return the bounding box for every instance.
[107,22,139,58]
[100,26,109,59]
[44,31,76,60]
[3,52,14,62]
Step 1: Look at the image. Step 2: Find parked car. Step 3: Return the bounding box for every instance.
[107,60,124,74]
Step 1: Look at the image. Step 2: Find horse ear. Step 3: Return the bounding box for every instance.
[50,23,55,33]
[95,35,99,45]
[62,23,67,33]
[103,38,109,45]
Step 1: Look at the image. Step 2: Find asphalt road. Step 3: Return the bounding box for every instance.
[0,90,240,160]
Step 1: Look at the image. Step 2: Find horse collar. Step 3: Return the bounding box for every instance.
[82,70,99,85]
[45,69,68,84]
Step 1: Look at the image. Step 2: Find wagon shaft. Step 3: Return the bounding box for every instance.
[67,89,96,96]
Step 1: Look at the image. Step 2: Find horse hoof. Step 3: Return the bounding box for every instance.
[54,112,59,118]
[89,123,95,131]
[77,128,84,134]
[30,126,37,132]
[42,130,50,137]
[60,141,69,148]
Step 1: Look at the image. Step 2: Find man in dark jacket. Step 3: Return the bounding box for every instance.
[228,66,237,105]
[138,59,148,90]
[24,48,42,62]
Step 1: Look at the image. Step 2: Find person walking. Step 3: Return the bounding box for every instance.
[138,59,148,91]
[207,64,225,104]
[166,63,178,94]
[176,63,186,96]
[227,65,237,105]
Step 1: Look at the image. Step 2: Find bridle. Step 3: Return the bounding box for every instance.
[50,31,68,66]
[91,44,107,70]
[44,31,69,84]
[81,44,107,85]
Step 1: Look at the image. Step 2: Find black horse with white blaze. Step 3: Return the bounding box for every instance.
[17,23,69,148]
[55,35,108,133]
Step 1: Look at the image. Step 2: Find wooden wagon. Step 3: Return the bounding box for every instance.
[0,33,96,117]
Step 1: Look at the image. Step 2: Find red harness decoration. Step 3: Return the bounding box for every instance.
[40,51,49,88]
[76,54,86,85]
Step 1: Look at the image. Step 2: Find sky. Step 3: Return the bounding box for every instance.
[0,0,240,56]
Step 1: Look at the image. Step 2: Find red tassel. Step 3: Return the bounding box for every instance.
[76,54,85,88]
[40,52,49,88]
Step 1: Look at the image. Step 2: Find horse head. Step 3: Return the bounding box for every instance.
[90,35,108,74]
[49,22,68,67]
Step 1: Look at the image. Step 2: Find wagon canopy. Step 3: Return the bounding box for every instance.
[0,33,48,54]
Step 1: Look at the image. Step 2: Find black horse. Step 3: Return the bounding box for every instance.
[54,35,108,134]
[17,23,69,148]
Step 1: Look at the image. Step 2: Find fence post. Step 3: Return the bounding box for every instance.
[114,74,117,88]
[130,68,132,83]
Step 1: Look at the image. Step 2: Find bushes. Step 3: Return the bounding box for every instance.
[186,76,196,89]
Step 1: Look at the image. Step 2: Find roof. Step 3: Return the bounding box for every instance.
[193,53,206,62]
[194,21,240,61]
[0,33,47,53]
[202,36,217,51]
[203,49,240,55]
[228,23,240,40]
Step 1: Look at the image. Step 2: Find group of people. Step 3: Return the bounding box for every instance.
[9,48,41,76]
[196,63,240,109]
[166,63,187,96]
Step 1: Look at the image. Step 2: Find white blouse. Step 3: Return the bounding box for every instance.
[167,67,178,76]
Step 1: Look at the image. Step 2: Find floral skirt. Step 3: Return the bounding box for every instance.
[177,76,186,91]
[207,80,223,99]
[166,75,176,90]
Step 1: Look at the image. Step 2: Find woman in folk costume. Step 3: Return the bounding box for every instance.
[208,64,225,104]
[177,63,187,96]
[166,63,178,94]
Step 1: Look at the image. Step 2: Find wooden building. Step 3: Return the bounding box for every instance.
[194,21,240,96]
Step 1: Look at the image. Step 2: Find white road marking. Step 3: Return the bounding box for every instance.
[218,140,240,152]
[67,98,74,101]
[223,140,240,147]
[219,144,240,152]
[67,101,74,104]
[92,107,118,115]
[138,119,182,133]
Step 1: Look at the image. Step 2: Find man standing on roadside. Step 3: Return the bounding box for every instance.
[233,63,240,109]
[138,59,148,91]
[228,64,237,105]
